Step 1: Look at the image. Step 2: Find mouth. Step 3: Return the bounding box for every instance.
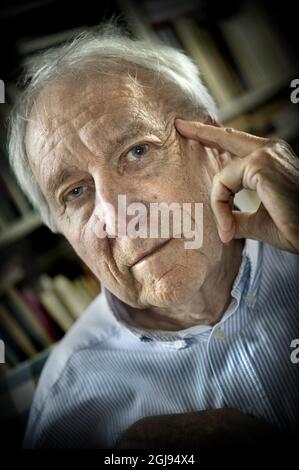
[130,239,172,267]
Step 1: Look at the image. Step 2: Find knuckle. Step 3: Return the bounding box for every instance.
[244,154,267,186]
[269,137,285,147]
[248,141,274,163]
[268,137,292,153]
[213,173,221,185]
[249,151,269,166]
[223,127,234,134]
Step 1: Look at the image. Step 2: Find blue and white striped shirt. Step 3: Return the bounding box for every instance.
[24,239,299,448]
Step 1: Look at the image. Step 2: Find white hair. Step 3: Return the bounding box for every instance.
[8,21,217,232]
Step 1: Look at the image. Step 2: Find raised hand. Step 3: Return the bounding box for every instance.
[175,119,299,253]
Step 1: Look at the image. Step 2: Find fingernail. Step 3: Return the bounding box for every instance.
[219,230,233,244]
[219,215,235,232]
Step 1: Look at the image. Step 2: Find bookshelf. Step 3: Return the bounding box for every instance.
[1,0,299,371]
[218,75,297,122]
[119,1,299,113]
[0,213,42,248]
[0,223,101,370]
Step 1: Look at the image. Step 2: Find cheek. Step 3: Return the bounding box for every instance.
[62,217,100,266]
[172,140,212,195]
[168,143,221,254]
[63,218,136,287]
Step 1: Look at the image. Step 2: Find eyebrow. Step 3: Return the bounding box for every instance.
[109,124,154,152]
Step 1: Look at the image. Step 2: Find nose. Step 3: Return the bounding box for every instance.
[92,169,141,239]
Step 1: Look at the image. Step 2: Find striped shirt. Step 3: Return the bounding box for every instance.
[24,239,299,448]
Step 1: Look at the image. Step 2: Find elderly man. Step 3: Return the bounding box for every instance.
[9,24,299,449]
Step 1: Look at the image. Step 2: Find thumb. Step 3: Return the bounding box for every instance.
[232,205,277,244]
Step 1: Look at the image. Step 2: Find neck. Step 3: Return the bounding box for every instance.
[128,239,245,331]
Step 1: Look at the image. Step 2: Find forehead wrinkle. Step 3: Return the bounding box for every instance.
[32,77,169,198]
[44,131,95,199]
[43,120,158,201]
[45,121,166,205]
[76,111,163,158]
[33,73,166,158]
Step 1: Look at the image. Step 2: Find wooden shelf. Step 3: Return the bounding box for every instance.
[0,213,42,248]
[219,75,296,122]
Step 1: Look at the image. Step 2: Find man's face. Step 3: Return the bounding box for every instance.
[26,71,224,309]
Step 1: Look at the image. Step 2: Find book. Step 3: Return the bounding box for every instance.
[0,170,31,216]
[81,273,101,298]
[37,274,74,333]
[218,3,294,91]
[6,287,53,349]
[155,24,186,50]
[72,277,94,305]
[172,17,244,107]
[0,304,38,358]
[140,0,201,24]
[52,274,91,320]
[0,259,25,295]
[0,176,20,223]
[20,286,62,342]
[0,328,30,367]
[79,275,97,300]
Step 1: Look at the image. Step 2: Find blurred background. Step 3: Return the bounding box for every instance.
[0,0,299,447]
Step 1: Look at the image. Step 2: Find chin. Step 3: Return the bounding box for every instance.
[139,261,206,308]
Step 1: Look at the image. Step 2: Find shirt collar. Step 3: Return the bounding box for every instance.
[104,239,261,343]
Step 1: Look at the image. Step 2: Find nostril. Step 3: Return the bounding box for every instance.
[94,219,107,239]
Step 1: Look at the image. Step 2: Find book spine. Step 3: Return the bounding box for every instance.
[20,286,62,342]
[172,17,243,106]
[6,287,53,348]
[52,274,91,320]
[37,275,74,333]
[0,304,38,358]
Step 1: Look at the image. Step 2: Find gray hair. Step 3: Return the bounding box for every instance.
[8,21,217,232]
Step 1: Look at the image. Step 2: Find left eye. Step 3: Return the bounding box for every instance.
[65,186,85,202]
[126,144,149,162]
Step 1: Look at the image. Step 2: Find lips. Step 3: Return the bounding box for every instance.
[130,239,172,267]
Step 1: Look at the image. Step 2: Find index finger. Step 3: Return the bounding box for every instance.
[175,119,268,158]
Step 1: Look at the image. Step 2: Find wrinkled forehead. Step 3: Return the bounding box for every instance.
[25,71,165,161]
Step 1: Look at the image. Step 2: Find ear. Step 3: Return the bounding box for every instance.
[202,116,232,168]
